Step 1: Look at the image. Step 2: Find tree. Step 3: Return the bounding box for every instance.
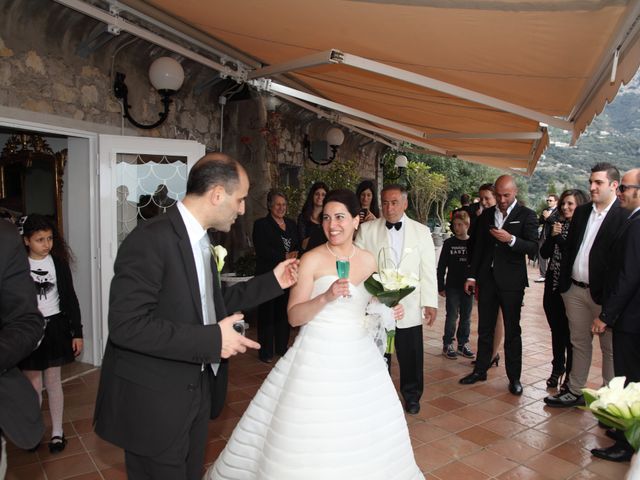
[405,161,448,225]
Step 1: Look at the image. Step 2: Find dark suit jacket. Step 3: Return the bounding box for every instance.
[0,221,44,449]
[94,207,283,457]
[252,215,299,274]
[559,200,627,304]
[600,209,640,333]
[469,204,538,291]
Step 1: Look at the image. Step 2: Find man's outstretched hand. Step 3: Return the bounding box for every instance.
[219,313,260,358]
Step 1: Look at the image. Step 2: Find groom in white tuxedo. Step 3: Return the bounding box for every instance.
[356,184,438,414]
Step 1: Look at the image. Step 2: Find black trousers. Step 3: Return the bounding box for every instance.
[475,275,524,382]
[124,369,213,480]
[395,325,424,405]
[542,280,572,376]
[257,292,290,361]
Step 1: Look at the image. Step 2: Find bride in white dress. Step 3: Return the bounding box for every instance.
[206,189,424,480]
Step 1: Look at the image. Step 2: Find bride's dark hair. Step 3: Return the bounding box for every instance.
[323,189,359,217]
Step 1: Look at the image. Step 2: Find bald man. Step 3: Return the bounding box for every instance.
[460,175,538,395]
[94,154,299,480]
[590,168,640,463]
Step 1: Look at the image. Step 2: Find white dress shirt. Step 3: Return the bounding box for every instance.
[572,198,616,284]
[386,214,407,266]
[176,201,210,325]
[495,199,518,247]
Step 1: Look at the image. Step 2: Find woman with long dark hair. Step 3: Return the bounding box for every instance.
[540,189,589,389]
[297,181,328,252]
[355,180,380,223]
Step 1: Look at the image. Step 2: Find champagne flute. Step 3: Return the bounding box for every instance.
[336,258,351,297]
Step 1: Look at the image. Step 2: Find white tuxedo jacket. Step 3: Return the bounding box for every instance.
[355,217,438,329]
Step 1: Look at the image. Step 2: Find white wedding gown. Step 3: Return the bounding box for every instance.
[205,276,424,480]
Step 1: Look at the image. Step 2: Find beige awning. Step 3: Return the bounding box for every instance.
[108,0,640,174]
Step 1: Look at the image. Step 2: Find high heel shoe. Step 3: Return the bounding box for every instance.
[546,370,565,389]
[490,354,500,367]
[471,354,500,367]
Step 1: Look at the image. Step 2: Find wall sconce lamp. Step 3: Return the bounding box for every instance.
[304,127,345,166]
[384,154,409,180]
[113,56,185,130]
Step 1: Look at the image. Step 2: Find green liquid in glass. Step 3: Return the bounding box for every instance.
[336,260,350,279]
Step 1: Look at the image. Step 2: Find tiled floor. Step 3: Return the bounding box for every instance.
[5,265,632,479]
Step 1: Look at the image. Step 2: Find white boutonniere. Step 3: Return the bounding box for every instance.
[210,245,227,273]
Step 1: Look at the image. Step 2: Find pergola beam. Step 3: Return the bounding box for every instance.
[247,49,342,80]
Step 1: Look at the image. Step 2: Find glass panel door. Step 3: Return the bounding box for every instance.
[98,135,205,359]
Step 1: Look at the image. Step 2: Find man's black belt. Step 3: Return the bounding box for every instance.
[571,278,589,289]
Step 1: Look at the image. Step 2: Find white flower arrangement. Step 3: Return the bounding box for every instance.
[210,245,227,273]
[582,376,640,452]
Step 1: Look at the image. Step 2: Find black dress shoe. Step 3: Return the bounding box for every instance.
[48,435,67,454]
[405,402,420,415]
[459,372,487,385]
[508,380,523,396]
[591,442,633,462]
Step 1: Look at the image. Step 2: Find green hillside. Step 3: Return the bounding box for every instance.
[528,74,640,208]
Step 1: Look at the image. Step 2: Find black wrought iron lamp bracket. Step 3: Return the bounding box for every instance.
[114,72,175,130]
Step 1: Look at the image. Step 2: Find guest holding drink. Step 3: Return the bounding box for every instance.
[253,190,300,363]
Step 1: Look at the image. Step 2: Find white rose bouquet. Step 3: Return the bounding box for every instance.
[364,248,417,361]
[582,376,640,452]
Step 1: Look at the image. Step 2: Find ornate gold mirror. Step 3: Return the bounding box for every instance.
[0,133,67,236]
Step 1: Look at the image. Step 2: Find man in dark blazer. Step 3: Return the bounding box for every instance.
[545,163,626,408]
[590,168,640,463]
[94,154,299,480]
[0,221,45,476]
[460,175,538,395]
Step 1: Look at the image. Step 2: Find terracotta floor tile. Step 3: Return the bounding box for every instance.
[428,412,474,432]
[452,405,499,423]
[506,409,549,428]
[5,463,46,480]
[586,458,632,480]
[457,426,505,447]
[36,436,85,462]
[89,444,124,469]
[203,438,227,464]
[428,433,483,459]
[548,441,597,468]
[412,443,453,472]
[5,449,39,469]
[534,419,582,442]
[426,396,467,412]
[450,388,490,405]
[497,464,551,479]
[79,432,113,452]
[432,460,489,479]
[525,452,581,480]
[487,438,542,462]
[414,403,447,420]
[566,469,610,479]
[41,452,97,480]
[512,428,563,451]
[460,448,519,476]
[408,423,450,444]
[480,416,529,437]
[475,397,516,415]
[100,465,127,480]
[65,473,102,479]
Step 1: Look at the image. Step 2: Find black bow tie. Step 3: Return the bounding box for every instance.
[386,221,402,230]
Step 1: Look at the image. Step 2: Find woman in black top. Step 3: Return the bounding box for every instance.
[253,190,300,362]
[355,180,380,224]
[540,189,588,389]
[297,182,328,253]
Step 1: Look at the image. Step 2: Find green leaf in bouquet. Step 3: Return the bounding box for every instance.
[582,390,598,406]
[364,276,385,297]
[579,406,631,431]
[376,286,416,308]
[625,421,640,452]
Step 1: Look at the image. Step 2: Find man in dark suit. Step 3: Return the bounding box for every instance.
[545,163,626,408]
[94,154,299,480]
[0,221,45,477]
[460,175,538,395]
[589,168,640,463]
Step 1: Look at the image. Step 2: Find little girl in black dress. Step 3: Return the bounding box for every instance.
[19,214,83,454]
